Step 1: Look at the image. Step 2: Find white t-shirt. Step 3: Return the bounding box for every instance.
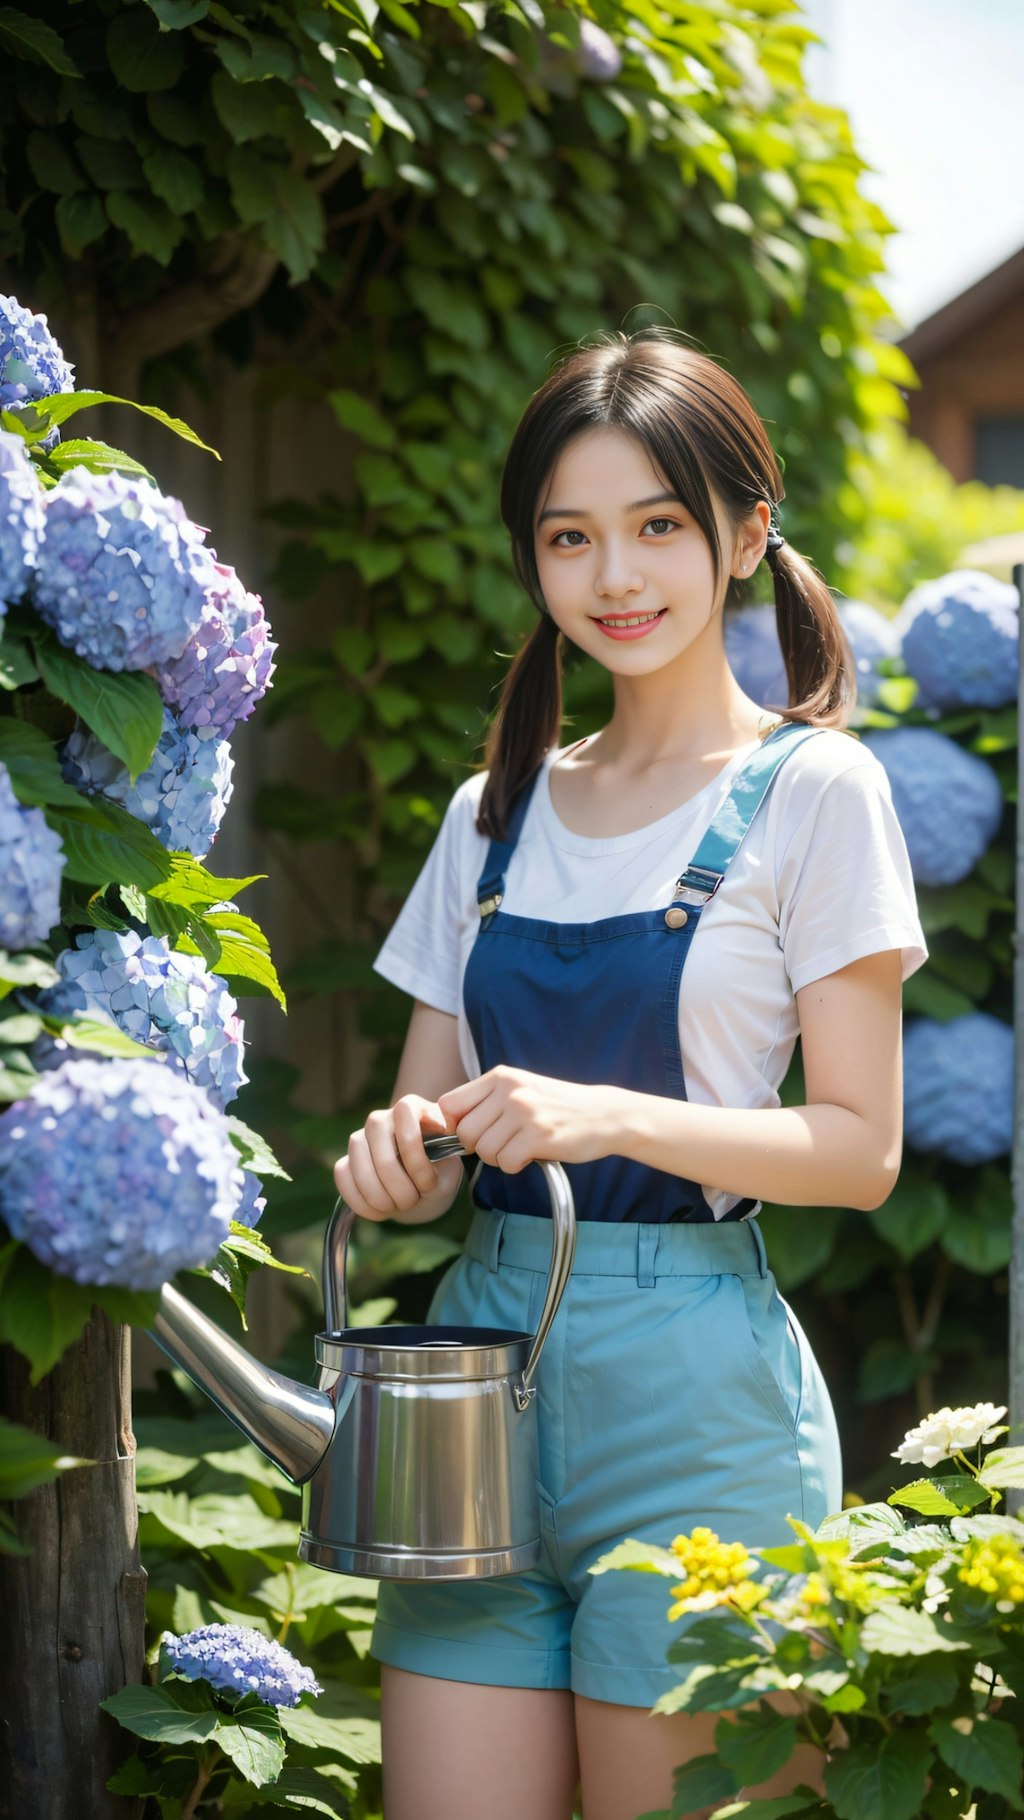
[373,727,929,1220]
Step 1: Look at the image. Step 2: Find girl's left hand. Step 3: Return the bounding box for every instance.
[437,1066,619,1174]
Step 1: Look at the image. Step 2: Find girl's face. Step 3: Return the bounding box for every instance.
[533,426,750,678]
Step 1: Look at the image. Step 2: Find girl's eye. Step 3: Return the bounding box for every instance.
[550,519,679,548]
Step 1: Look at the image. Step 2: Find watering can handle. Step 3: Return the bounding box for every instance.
[322,1136,576,1409]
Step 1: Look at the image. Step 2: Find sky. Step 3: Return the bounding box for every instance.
[799,0,1024,332]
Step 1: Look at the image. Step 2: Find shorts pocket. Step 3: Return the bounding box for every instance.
[731,1274,804,1437]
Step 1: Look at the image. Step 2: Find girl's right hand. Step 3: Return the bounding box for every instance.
[333,1093,465,1224]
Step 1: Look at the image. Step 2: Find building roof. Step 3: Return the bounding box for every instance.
[898,243,1024,363]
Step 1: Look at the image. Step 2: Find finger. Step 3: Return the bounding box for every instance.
[392,1097,446,1197]
[437,1075,494,1123]
[335,1138,391,1220]
[363,1110,426,1214]
[472,1113,523,1170]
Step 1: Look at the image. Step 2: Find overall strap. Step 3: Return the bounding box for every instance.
[476,765,545,915]
[671,723,824,909]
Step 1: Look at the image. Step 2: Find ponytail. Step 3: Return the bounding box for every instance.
[764,542,857,727]
[477,613,562,839]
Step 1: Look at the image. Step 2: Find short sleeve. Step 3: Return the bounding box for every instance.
[777,751,929,994]
[372,774,484,1015]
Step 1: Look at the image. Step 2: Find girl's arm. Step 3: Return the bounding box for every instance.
[437,948,904,1213]
[334,1000,469,1224]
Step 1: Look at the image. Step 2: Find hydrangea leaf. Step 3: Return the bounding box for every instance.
[213,1701,286,1787]
[278,1698,382,1767]
[0,6,79,75]
[0,1414,91,1499]
[39,1011,162,1062]
[929,1715,1023,1808]
[23,391,219,458]
[33,632,164,780]
[100,1680,220,1745]
[178,912,286,1009]
[0,717,90,808]
[0,1055,37,1099]
[0,1243,95,1383]
[226,1116,291,1181]
[0,638,40,692]
[0,950,59,993]
[148,857,265,909]
[44,799,174,891]
[43,439,155,481]
[887,1476,990,1518]
[227,1765,349,1817]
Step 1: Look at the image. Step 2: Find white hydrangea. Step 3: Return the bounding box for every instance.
[892,1402,1008,1469]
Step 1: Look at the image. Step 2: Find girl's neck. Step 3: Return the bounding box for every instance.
[591,664,764,772]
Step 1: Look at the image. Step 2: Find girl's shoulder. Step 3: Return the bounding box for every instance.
[769,724,890,805]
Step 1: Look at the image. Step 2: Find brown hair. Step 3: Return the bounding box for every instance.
[477,328,856,838]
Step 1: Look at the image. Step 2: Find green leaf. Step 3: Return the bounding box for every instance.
[978,1447,1024,1491]
[54,192,109,257]
[859,1604,971,1656]
[589,1537,678,1577]
[41,1012,162,1062]
[670,1752,738,1815]
[868,1180,948,1260]
[177,911,286,1009]
[329,388,397,450]
[261,166,325,283]
[148,858,264,909]
[45,799,173,892]
[100,1681,219,1745]
[43,439,155,480]
[0,951,59,992]
[888,1476,990,1517]
[884,1660,958,1716]
[930,1714,1023,1807]
[106,7,186,90]
[26,130,84,195]
[142,147,205,214]
[0,637,39,690]
[0,6,78,73]
[27,392,219,458]
[225,1116,291,1181]
[0,1415,90,1499]
[215,1703,286,1788]
[278,1695,381,1766]
[106,190,184,266]
[0,716,90,808]
[229,1764,351,1816]
[0,1246,96,1384]
[824,1730,932,1820]
[144,0,209,24]
[715,1706,798,1788]
[33,632,164,779]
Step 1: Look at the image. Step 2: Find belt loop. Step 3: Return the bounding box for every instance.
[747,1217,769,1280]
[637,1226,657,1289]
[484,1210,506,1274]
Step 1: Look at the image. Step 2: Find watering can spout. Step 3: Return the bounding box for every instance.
[149,1283,335,1484]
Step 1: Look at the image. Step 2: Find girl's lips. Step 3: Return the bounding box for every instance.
[591,609,667,641]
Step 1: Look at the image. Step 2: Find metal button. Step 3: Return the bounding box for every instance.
[665,907,689,930]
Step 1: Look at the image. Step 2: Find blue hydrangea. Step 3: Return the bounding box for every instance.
[34,468,209,672]
[896,570,1018,711]
[0,294,74,407]
[0,428,44,616]
[861,726,1004,886]
[62,707,234,860]
[903,1013,1013,1165]
[0,760,65,952]
[723,605,788,710]
[163,1624,322,1707]
[0,1057,243,1288]
[837,599,900,706]
[237,1170,266,1228]
[154,552,277,738]
[38,929,247,1109]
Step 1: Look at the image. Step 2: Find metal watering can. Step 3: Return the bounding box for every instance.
[149,1138,576,1581]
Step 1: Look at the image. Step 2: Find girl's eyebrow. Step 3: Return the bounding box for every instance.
[536,490,682,526]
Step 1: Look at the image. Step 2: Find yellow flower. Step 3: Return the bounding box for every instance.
[666,1527,765,1620]
[958,1536,1024,1610]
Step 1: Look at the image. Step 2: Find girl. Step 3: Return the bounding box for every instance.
[334,330,928,1820]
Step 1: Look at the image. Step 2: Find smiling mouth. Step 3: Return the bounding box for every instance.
[593,610,665,627]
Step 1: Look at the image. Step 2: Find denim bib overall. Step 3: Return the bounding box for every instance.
[371,722,845,1706]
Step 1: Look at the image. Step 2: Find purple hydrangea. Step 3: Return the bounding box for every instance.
[0,294,74,407]
[861,726,1004,886]
[576,19,623,80]
[163,1624,322,1707]
[895,570,1018,711]
[62,707,234,859]
[0,428,45,615]
[903,1013,1013,1165]
[38,929,247,1109]
[154,553,277,738]
[0,1057,244,1288]
[0,760,65,951]
[237,1170,266,1228]
[34,468,209,672]
[724,604,789,710]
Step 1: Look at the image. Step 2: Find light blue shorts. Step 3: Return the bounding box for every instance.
[371,1208,843,1708]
